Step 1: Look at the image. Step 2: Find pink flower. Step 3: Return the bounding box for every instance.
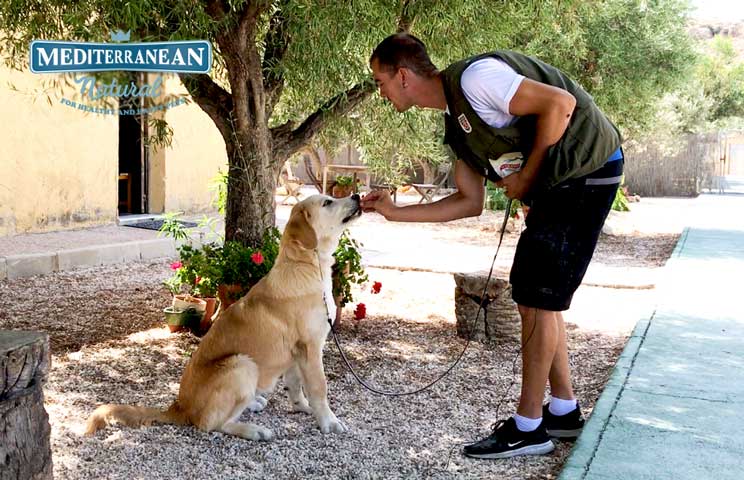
[251,251,264,265]
[354,303,367,320]
[371,281,382,294]
[170,261,182,270]
[195,276,202,285]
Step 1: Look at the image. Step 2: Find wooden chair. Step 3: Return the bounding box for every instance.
[278,162,304,205]
[118,173,132,213]
[410,164,451,204]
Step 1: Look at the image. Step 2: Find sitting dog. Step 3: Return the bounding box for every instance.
[85,194,362,440]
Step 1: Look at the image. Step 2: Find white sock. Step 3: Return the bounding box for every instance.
[514,413,542,432]
[549,395,578,416]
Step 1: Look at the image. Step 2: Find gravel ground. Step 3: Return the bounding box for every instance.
[0,204,681,479]
[1,253,655,479]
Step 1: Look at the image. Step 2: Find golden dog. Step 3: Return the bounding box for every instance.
[86,194,362,440]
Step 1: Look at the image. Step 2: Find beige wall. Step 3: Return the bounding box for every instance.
[0,59,118,236]
[155,74,227,214]
[0,64,228,237]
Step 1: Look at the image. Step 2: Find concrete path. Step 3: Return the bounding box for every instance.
[560,191,744,479]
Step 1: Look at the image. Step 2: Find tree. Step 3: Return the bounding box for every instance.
[1,0,696,246]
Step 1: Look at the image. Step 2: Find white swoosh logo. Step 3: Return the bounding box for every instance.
[507,441,525,448]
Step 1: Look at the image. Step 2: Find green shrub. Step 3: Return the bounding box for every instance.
[612,186,630,212]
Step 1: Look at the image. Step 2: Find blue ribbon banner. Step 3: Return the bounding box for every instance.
[30,40,212,74]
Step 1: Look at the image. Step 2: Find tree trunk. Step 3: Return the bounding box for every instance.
[415,158,435,184]
[224,130,277,247]
[0,331,53,480]
[453,272,521,343]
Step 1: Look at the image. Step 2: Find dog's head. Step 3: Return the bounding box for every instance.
[283,194,362,255]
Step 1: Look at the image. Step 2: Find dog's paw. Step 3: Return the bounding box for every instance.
[291,399,313,415]
[247,395,268,413]
[318,414,347,434]
[251,426,274,441]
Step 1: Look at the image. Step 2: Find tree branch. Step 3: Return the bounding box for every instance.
[178,73,234,139]
[262,0,291,117]
[397,0,415,32]
[271,79,376,165]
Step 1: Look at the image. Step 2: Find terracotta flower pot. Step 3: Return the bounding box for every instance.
[331,184,354,198]
[172,294,207,313]
[334,295,343,325]
[163,307,202,333]
[218,284,244,309]
[197,297,218,336]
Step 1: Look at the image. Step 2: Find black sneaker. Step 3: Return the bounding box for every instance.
[542,403,585,439]
[463,417,555,459]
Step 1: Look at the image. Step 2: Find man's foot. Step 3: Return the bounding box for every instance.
[542,403,585,439]
[463,417,555,459]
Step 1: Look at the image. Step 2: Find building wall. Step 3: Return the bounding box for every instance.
[0,57,118,236]
[0,64,229,237]
[156,74,228,214]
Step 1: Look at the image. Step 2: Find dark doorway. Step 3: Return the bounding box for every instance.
[118,73,148,215]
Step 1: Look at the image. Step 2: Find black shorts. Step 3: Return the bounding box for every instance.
[510,159,623,311]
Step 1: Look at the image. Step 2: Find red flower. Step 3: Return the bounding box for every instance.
[371,281,382,294]
[195,276,202,285]
[354,303,366,320]
[251,251,264,265]
[170,261,182,270]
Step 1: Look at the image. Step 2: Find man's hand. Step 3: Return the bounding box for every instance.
[496,170,535,200]
[361,190,396,219]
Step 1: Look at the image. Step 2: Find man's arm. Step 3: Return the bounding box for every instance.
[498,78,576,198]
[361,159,484,222]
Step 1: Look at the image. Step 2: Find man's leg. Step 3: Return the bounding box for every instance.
[516,305,559,419]
[548,312,575,400]
[462,304,557,459]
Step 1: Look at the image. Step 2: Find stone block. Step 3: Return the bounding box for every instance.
[5,253,57,279]
[138,238,177,260]
[98,242,141,265]
[453,271,520,343]
[56,247,101,271]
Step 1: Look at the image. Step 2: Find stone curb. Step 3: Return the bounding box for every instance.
[0,237,184,280]
[137,238,177,260]
[4,253,58,279]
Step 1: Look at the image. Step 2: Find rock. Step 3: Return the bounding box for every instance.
[602,210,636,236]
[453,272,521,343]
[0,331,53,480]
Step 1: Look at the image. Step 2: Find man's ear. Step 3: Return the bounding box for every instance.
[285,206,318,250]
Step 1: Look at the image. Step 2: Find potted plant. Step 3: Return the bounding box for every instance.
[163,306,203,333]
[217,228,282,308]
[174,243,222,334]
[331,175,355,198]
[332,230,368,325]
[162,268,206,333]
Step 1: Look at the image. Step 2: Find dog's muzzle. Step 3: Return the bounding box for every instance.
[342,194,362,223]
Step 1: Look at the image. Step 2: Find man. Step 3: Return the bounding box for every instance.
[361,33,623,460]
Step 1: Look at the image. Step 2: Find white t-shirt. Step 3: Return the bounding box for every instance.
[457,57,525,128]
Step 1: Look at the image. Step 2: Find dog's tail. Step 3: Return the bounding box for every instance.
[84,401,188,435]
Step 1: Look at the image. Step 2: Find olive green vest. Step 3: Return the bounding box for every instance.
[441,51,622,190]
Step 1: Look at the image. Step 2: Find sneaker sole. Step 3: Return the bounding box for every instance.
[464,440,555,459]
[547,428,582,439]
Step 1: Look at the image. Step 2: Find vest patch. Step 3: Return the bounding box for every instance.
[457,114,472,133]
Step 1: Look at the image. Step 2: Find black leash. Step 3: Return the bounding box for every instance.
[322,198,515,397]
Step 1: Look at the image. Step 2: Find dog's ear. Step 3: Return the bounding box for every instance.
[285,205,318,250]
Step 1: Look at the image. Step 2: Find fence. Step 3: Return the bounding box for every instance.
[624,132,722,197]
